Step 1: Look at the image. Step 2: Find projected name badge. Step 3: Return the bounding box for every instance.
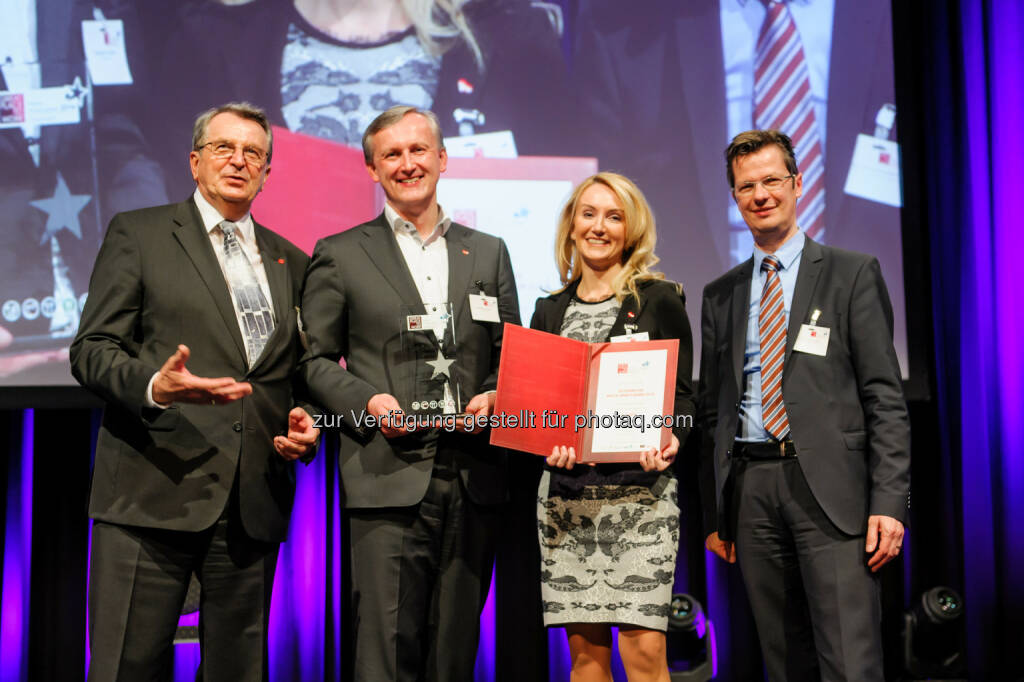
[844,134,902,207]
[81,19,134,85]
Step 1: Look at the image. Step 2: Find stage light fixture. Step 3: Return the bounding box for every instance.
[902,585,967,681]
[667,592,715,681]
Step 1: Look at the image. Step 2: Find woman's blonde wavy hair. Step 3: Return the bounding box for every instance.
[553,172,664,302]
[404,0,483,70]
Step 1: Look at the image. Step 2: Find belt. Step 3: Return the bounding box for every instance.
[733,439,796,459]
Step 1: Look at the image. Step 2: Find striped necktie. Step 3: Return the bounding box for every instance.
[759,255,790,440]
[754,0,825,240]
[221,221,275,365]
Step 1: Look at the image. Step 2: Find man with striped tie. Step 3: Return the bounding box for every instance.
[71,102,318,680]
[698,129,910,681]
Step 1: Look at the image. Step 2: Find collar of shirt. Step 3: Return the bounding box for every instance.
[753,229,805,275]
[384,203,451,247]
[193,188,256,245]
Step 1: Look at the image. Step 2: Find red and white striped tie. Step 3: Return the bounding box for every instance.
[759,255,790,440]
[754,0,825,240]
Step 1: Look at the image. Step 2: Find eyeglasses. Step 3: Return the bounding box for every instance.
[733,174,796,196]
[198,141,267,167]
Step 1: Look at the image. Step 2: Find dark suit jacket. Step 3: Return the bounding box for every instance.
[573,0,905,362]
[300,214,520,509]
[70,197,310,543]
[698,237,910,539]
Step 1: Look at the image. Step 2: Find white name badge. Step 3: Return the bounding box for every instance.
[844,134,902,207]
[81,20,134,85]
[793,324,830,356]
[0,85,83,129]
[610,331,650,343]
[468,293,500,322]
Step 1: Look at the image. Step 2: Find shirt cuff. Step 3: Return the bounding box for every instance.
[145,372,170,409]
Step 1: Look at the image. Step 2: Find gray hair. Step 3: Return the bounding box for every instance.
[192,101,273,164]
[361,106,444,163]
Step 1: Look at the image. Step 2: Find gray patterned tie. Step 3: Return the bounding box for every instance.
[220,221,275,365]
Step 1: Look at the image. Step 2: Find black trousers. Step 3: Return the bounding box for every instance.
[87,494,278,682]
[733,458,883,682]
[348,469,501,682]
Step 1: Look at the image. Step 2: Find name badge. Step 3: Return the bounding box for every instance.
[406,311,449,332]
[793,324,830,356]
[0,84,83,129]
[844,134,901,207]
[468,293,500,322]
[81,19,134,85]
[609,331,650,343]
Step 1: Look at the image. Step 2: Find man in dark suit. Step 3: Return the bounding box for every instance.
[300,105,519,681]
[698,130,909,681]
[572,0,905,366]
[70,102,318,681]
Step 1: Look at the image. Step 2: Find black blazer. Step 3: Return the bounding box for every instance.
[530,277,696,462]
[698,238,910,540]
[300,214,520,509]
[70,198,310,543]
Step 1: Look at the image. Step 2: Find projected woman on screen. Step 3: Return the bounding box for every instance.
[154,0,571,196]
[530,172,695,682]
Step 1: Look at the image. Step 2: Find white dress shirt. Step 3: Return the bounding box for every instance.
[145,190,275,406]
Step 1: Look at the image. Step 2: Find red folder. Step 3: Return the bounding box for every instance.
[490,324,678,462]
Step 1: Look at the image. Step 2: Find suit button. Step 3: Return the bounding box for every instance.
[233,422,242,432]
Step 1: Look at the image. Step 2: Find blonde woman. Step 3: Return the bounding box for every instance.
[153,0,570,195]
[530,172,695,682]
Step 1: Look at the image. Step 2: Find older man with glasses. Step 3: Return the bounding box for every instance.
[71,101,318,681]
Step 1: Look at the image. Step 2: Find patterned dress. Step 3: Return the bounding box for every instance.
[538,296,680,630]
[280,12,440,147]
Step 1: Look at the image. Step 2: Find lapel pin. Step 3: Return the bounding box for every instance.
[277,258,285,264]
[461,249,469,255]
[627,311,635,318]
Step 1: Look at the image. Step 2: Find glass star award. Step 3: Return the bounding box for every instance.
[400,302,462,416]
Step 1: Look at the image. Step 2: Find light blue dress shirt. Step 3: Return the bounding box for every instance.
[737,230,805,441]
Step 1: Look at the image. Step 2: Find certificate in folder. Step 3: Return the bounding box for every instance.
[490,324,678,462]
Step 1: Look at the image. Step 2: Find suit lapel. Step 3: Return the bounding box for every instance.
[172,199,247,362]
[445,223,475,328]
[358,215,425,314]
[786,238,824,364]
[730,261,753,398]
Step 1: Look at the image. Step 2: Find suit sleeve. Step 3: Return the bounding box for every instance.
[697,285,723,536]
[299,239,380,427]
[653,286,696,445]
[479,238,521,392]
[70,214,159,417]
[848,257,911,522]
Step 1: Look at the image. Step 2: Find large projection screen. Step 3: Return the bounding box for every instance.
[0,0,907,395]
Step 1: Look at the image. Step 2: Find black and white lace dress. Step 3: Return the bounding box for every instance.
[537,295,680,630]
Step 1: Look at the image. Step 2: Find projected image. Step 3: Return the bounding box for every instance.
[0,0,906,389]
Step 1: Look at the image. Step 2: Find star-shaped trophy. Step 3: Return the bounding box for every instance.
[402,302,461,415]
[426,350,455,380]
[30,172,90,337]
